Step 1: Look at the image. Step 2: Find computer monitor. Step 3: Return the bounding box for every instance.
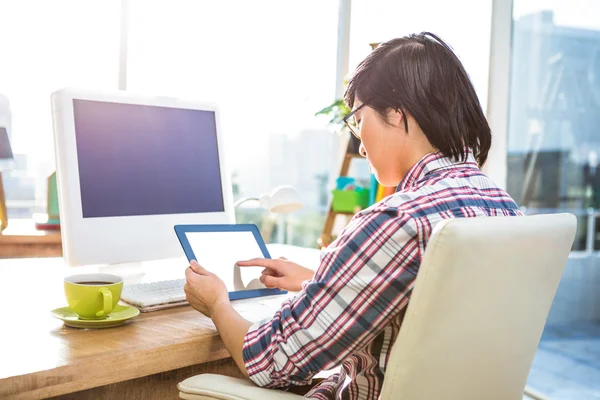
[51,88,235,267]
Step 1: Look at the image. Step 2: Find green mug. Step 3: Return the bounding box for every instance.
[64,273,123,320]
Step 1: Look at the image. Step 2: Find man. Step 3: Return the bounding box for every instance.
[184,32,522,399]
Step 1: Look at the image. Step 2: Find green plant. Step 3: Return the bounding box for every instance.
[315,99,350,135]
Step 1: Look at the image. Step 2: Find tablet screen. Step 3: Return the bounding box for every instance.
[184,231,267,292]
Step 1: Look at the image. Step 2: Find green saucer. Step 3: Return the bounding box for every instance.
[51,305,140,329]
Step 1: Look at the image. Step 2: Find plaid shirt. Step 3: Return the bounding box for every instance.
[243,151,522,399]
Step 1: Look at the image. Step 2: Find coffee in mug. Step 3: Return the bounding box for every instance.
[77,281,114,286]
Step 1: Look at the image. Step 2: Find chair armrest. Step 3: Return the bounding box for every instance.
[178,374,304,400]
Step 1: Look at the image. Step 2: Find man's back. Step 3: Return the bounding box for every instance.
[243,151,522,400]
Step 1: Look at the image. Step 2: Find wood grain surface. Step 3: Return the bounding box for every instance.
[0,254,307,399]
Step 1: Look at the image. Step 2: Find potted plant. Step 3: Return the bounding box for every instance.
[315,99,361,154]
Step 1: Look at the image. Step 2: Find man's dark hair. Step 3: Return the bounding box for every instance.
[344,32,491,166]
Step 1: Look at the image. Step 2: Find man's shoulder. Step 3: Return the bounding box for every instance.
[356,182,443,217]
[356,172,516,220]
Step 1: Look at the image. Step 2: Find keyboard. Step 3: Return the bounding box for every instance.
[121,279,187,309]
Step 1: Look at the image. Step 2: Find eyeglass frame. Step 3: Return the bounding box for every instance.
[343,102,368,139]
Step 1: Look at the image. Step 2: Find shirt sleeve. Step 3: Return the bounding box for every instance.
[242,208,421,388]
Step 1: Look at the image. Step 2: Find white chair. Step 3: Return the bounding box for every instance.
[178,214,576,400]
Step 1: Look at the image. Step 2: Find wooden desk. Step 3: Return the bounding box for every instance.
[0,244,321,400]
[0,220,62,258]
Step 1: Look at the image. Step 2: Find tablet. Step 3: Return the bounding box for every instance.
[174,224,287,300]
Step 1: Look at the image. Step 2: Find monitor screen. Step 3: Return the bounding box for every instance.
[72,99,224,218]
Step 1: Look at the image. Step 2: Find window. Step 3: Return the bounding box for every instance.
[0,0,121,218]
[349,0,493,111]
[1,1,495,249]
[506,1,600,397]
[507,2,600,251]
[127,0,340,246]
[344,0,494,194]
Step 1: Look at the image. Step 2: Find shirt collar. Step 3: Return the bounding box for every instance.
[397,150,479,191]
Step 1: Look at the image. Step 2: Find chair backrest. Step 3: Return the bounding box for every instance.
[380,214,576,400]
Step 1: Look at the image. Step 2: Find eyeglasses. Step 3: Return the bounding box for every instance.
[343,103,367,139]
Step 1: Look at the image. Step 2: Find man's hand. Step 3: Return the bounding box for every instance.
[236,257,314,292]
[184,260,252,377]
[184,260,230,318]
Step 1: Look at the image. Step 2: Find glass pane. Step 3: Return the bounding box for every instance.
[507,2,600,397]
[0,0,120,218]
[507,4,600,217]
[127,0,339,245]
[350,0,493,111]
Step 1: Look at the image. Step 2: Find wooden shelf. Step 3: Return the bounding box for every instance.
[319,137,365,248]
[0,219,62,258]
[345,153,363,160]
[330,210,355,216]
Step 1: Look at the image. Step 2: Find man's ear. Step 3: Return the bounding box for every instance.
[388,107,405,130]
